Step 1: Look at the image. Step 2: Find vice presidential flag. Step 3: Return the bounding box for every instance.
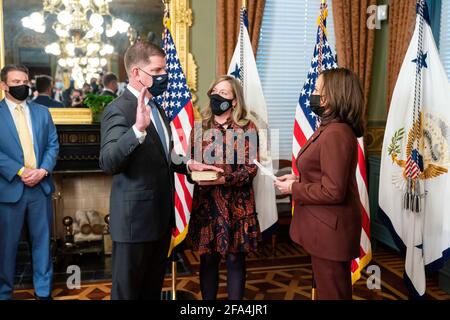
[379,0,450,296]
[291,1,371,283]
[156,13,195,252]
[227,6,277,232]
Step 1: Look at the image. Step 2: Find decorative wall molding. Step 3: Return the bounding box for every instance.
[169,0,198,102]
[366,121,386,156]
[0,0,198,116]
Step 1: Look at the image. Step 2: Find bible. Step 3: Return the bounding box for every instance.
[191,171,221,181]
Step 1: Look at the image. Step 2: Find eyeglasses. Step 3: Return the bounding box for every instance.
[138,67,168,77]
[138,67,152,77]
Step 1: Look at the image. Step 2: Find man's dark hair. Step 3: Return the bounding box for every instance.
[103,73,118,87]
[124,40,165,75]
[147,31,159,45]
[35,75,53,93]
[71,89,83,105]
[1,64,29,82]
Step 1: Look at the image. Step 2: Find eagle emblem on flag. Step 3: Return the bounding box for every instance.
[387,112,449,186]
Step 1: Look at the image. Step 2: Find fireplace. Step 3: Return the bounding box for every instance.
[51,124,111,251]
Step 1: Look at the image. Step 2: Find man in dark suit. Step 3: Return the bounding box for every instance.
[100,73,118,98]
[62,79,74,107]
[33,75,65,108]
[0,65,59,300]
[99,41,221,300]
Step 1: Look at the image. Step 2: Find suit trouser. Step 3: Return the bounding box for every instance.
[0,186,53,300]
[111,226,171,300]
[310,255,352,300]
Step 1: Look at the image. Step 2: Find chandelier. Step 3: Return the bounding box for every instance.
[21,0,135,86]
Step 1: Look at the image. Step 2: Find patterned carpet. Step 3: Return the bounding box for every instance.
[12,241,450,300]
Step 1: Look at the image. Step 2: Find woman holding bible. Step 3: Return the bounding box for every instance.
[186,75,261,300]
[275,68,365,300]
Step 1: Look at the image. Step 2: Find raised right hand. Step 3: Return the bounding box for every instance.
[134,87,151,132]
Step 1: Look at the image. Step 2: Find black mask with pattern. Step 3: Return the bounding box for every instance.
[210,94,233,116]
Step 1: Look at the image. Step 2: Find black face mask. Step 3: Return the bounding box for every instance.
[139,68,168,97]
[310,94,325,117]
[8,84,30,101]
[210,94,233,116]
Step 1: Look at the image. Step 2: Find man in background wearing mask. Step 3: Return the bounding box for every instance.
[53,79,64,103]
[90,77,99,94]
[62,79,74,107]
[0,64,59,300]
[70,89,84,108]
[100,41,222,300]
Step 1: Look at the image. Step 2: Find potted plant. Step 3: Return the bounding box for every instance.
[83,94,114,123]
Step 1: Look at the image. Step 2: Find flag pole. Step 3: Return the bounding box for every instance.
[312,0,326,300]
[171,251,177,300]
[311,276,317,300]
[242,0,247,9]
[161,0,178,301]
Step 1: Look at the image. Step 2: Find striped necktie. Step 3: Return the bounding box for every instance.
[148,101,169,158]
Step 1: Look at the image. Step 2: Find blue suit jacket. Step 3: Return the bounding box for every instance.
[0,99,59,203]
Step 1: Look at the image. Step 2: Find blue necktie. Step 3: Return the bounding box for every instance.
[149,101,169,158]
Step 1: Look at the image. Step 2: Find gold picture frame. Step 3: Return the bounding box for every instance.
[0,0,197,123]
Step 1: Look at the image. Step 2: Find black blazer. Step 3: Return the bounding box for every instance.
[33,95,65,108]
[100,90,117,98]
[99,88,187,243]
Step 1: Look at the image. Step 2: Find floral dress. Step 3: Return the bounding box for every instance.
[187,118,261,256]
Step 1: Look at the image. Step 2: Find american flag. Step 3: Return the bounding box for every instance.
[291,2,372,283]
[156,16,195,251]
[405,149,422,179]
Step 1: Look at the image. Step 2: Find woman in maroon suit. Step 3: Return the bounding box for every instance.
[275,68,365,300]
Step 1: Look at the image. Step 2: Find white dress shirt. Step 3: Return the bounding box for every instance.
[127,85,170,151]
[5,97,34,144]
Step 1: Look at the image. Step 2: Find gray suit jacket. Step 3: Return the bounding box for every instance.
[99,88,187,243]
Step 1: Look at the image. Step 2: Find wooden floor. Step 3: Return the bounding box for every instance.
[12,242,450,300]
